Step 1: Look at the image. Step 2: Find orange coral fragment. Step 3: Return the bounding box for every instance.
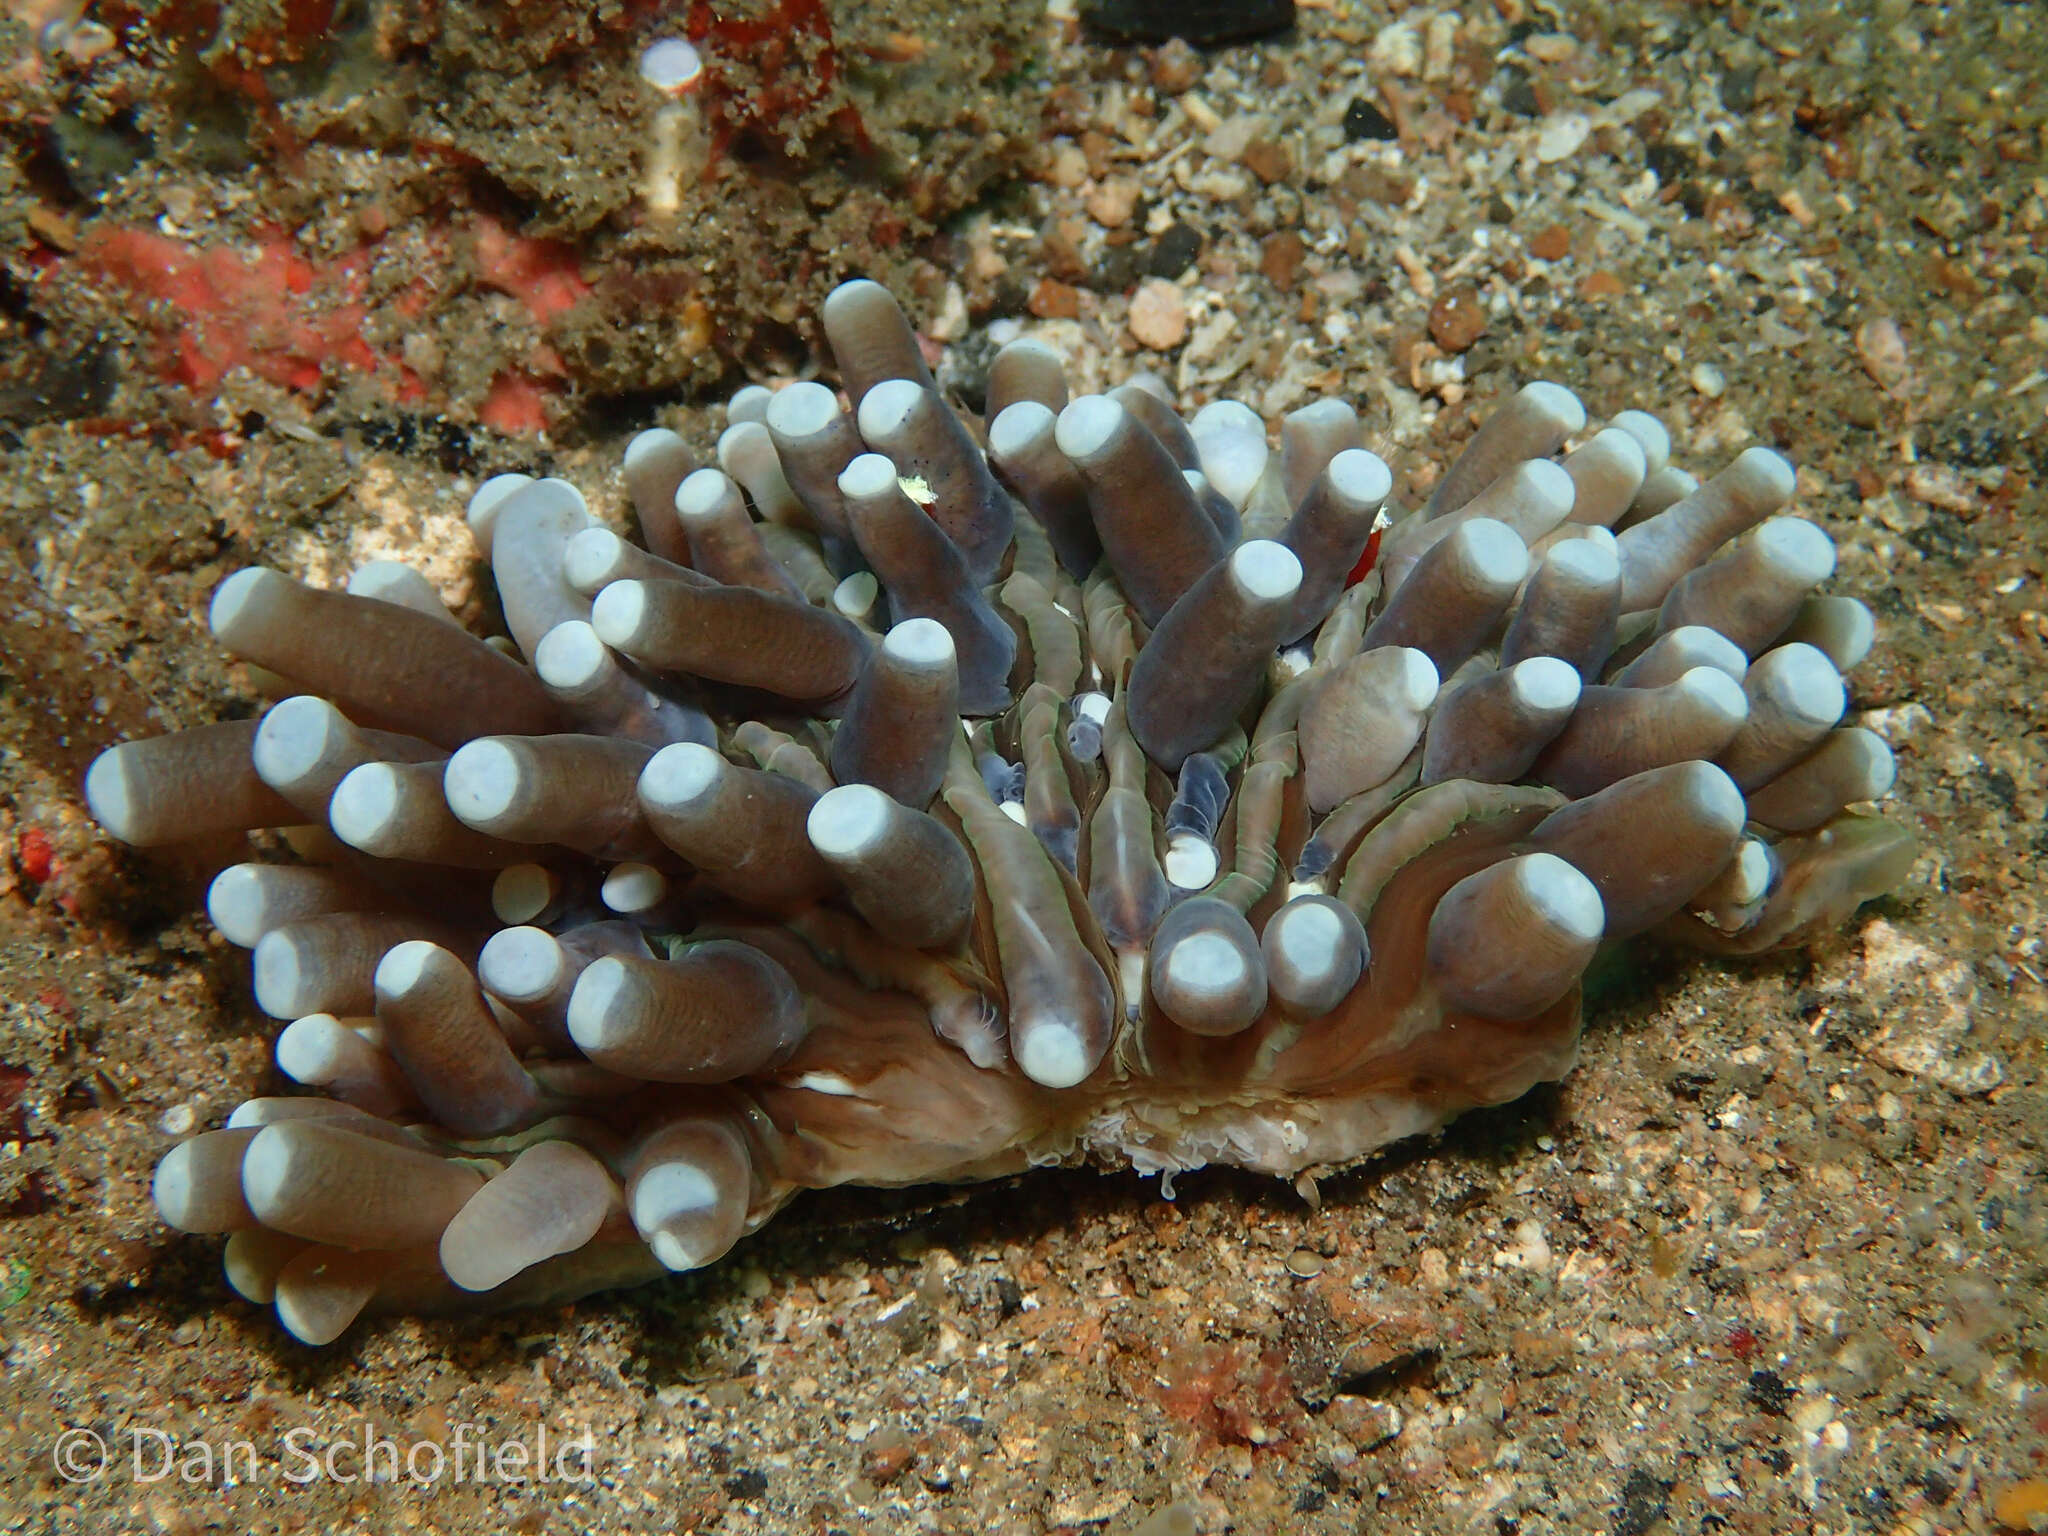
[75,227,382,393]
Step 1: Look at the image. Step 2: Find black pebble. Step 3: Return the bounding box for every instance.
[1342,97,1398,141]
[1145,222,1205,279]
[1747,1368,1794,1416]
[1498,67,1541,117]
[1081,0,1294,45]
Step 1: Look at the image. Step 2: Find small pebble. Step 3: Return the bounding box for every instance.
[1524,31,1579,64]
[1528,224,1572,261]
[1370,19,1421,77]
[1241,137,1293,185]
[1856,315,1911,395]
[158,1103,197,1136]
[1148,38,1202,94]
[1535,113,1591,163]
[1259,231,1306,291]
[1427,287,1486,352]
[1045,142,1089,190]
[1342,97,1398,143]
[1285,1248,1325,1277]
[1145,222,1203,280]
[1690,361,1727,398]
[861,1426,916,1485]
[1029,277,1083,320]
[1085,177,1139,228]
[1128,279,1189,350]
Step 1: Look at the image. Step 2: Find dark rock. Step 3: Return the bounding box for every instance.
[1613,1469,1672,1536]
[1747,1367,1795,1416]
[1498,67,1541,117]
[1342,97,1398,142]
[1720,66,1759,113]
[1145,221,1204,279]
[1081,0,1294,46]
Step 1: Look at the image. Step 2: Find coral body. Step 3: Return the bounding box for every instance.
[90,282,1913,1344]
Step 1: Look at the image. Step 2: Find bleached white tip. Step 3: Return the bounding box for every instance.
[1676,665,1751,723]
[1229,540,1304,603]
[275,1014,351,1084]
[1757,643,1847,727]
[1516,852,1605,942]
[836,452,900,501]
[1327,448,1393,510]
[1661,625,1750,681]
[987,400,1055,459]
[346,561,449,622]
[1824,599,1875,671]
[601,862,666,914]
[1072,691,1112,725]
[718,420,781,478]
[1509,656,1582,714]
[1609,411,1670,474]
[1578,425,1648,483]
[252,695,343,789]
[632,1162,724,1271]
[1266,899,1348,977]
[764,379,839,439]
[208,566,274,641]
[206,865,271,948]
[1015,1019,1092,1089]
[1191,399,1264,437]
[228,1097,341,1130]
[1678,761,1748,834]
[252,929,313,1018]
[590,581,649,649]
[491,863,557,925]
[478,926,566,1004]
[1196,428,1269,509]
[1161,930,1248,1002]
[82,745,139,842]
[1053,395,1123,462]
[1843,728,1896,799]
[1543,533,1620,587]
[373,938,440,1000]
[1521,381,1587,437]
[1732,445,1797,503]
[149,1140,205,1228]
[465,474,533,551]
[328,763,404,851]
[637,37,703,92]
[534,620,609,691]
[833,571,879,621]
[1455,518,1530,588]
[807,784,892,861]
[1516,458,1580,519]
[674,467,735,520]
[624,427,687,472]
[855,378,925,445]
[1755,517,1836,587]
[566,956,631,1051]
[443,739,522,828]
[640,742,723,810]
[1164,832,1219,891]
[882,616,955,669]
[1724,839,1776,904]
[725,385,772,427]
[1388,647,1440,712]
[563,527,627,593]
[824,276,890,322]
[238,1125,297,1222]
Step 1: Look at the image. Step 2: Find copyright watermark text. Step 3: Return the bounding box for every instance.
[53,1421,596,1487]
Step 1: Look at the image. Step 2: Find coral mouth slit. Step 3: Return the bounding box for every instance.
[85,279,1915,1344]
